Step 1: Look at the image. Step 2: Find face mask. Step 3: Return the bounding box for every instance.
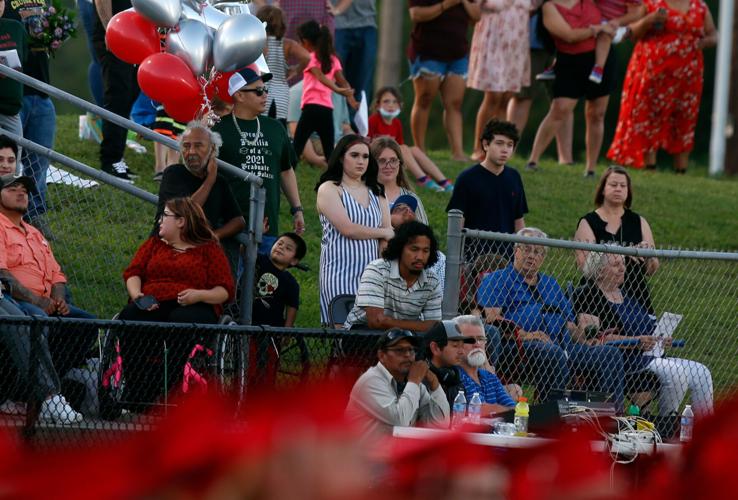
[379,107,401,120]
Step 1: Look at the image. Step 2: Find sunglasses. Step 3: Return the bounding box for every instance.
[239,86,269,96]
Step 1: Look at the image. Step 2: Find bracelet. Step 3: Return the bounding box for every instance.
[290,205,304,216]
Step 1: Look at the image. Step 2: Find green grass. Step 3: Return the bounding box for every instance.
[47,114,738,394]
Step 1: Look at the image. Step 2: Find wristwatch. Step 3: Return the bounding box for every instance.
[290,205,303,216]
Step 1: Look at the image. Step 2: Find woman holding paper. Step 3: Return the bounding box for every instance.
[573,252,713,417]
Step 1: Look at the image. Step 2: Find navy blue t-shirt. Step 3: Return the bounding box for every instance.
[446,164,528,232]
[446,164,528,257]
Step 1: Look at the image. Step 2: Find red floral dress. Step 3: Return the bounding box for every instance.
[607,0,707,168]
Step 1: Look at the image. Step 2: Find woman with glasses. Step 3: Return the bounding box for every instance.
[370,137,428,225]
[315,134,393,325]
[117,197,234,407]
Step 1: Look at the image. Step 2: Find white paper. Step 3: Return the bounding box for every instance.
[354,91,368,137]
[0,49,22,71]
[46,165,99,189]
[645,312,683,358]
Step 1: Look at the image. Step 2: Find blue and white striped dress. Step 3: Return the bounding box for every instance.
[264,36,290,121]
[319,185,383,324]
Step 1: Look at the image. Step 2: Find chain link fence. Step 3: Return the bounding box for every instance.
[442,211,738,434]
[0,315,382,445]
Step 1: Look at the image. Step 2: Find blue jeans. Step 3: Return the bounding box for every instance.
[499,339,569,402]
[78,0,104,105]
[409,55,469,80]
[335,26,377,105]
[15,300,97,377]
[20,95,56,218]
[567,343,626,412]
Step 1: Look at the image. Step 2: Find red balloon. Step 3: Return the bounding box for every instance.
[137,53,201,105]
[210,71,235,104]
[164,98,207,124]
[105,11,160,65]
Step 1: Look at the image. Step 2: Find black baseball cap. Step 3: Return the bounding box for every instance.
[376,328,421,350]
[424,320,475,347]
[0,174,36,193]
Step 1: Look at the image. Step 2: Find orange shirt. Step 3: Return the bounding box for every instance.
[0,212,66,298]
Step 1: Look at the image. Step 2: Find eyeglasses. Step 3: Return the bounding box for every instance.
[378,157,400,167]
[518,245,546,257]
[384,347,416,356]
[160,211,179,221]
[239,86,269,96]
[471,337,487,345]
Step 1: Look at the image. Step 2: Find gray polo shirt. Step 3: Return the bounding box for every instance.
[333,0,376,30]
[344,258,442,330]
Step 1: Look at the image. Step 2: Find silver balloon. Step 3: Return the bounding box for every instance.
[166,19,213,76]
[180,3,229,31]
[213,13,266,72]
[201,5,230,31]
[131,0,181,28]
[213,2,249,16]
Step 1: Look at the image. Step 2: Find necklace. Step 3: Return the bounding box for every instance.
[232,113,260,146]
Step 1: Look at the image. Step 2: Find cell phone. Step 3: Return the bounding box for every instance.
[134,295,158,310]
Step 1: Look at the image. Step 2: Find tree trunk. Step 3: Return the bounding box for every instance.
[724,6,738,175]
[375,0,405,90]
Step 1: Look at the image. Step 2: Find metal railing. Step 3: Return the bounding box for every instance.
[0,315,382,444]
[443,210,738,416]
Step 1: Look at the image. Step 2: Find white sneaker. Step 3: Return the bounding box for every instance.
[126,139,147,154]
[40,395,84,424]
[0,400,26,416]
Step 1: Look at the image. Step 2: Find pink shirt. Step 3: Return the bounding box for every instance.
[597,0,641,21]
[0,212,66,298]
[301,52,342,109]
[553,0,602,54]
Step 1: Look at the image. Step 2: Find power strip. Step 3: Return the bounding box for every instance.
[608,431,656,456]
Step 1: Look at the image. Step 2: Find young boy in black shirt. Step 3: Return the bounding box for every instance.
[253,232,306,327]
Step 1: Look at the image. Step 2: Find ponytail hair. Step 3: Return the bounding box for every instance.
[297,20,335,74]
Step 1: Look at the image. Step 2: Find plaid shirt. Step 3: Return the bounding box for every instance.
[457,367,516,407]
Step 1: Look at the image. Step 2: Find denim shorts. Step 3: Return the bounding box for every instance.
[409,55,469,80]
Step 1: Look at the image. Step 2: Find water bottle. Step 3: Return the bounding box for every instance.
[452,390,467,428]
[514,397,530,436]
[680,404,694,443]
[468,392,482,424]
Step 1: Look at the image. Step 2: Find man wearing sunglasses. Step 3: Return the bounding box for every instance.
[213,66,305,254]
[345,329,450,437]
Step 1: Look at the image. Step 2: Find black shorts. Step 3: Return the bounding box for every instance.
[552,50,615,100]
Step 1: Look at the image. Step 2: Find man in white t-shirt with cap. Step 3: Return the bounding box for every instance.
[212,66,305,254]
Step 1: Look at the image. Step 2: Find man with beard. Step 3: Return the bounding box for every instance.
[0,174,96,414]
[390,194,446,292]
[344,220,442,332]
[155,123,245,240]
[455,315,516,414]
[423,319,475,408]
[345,328,449,437]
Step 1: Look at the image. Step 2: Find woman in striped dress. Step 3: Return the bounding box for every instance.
[256,5,310,124]
[315,134,393,325]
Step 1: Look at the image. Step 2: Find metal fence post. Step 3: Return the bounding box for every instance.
[239,183,266,325]
[443,209,464,319]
